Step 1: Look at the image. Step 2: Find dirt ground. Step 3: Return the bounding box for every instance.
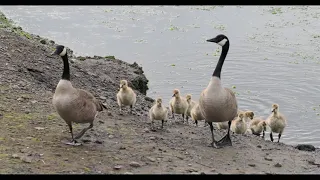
[0,12,320,174]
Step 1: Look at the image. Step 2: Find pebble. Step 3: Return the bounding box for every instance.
[99,96,106,100]
[248,164,256,167]
[129,161,141,168]
[295,144,316,152]
[257,145,262,148]
[143,128,150,133]
[94,140,103,144]
[264,157,273,161]
[108,135,114,139]
[11,154,20,159]
[119,146,126,150]
[31,100,37,104]
[113,165,123,170]
[124,172,133,174]
[146,157,156,162]
[274,163,282,167]
[149,137,156,140]
[20,156,32,163]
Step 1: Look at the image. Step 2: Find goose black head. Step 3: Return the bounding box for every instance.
[52,45,67,56]
[207,34,229,46]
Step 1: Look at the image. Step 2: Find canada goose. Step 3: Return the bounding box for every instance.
[169,89,188,123]
[116,79,137,114]
[190,103,207,127]
[51,45,106,146]
[149,97,168,129]
[266,104,287,142]
[230,112,247,134]
[186,94,197,124]
[198,34,238,148]
[249,118,267,138]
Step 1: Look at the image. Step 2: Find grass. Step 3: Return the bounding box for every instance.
[0,12,32,39]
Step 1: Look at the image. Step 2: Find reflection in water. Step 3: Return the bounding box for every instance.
[1,6,320,147]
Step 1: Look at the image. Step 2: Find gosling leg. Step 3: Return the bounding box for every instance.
[270,132,274,142]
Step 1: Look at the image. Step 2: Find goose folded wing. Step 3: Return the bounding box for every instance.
[78,89,106,111]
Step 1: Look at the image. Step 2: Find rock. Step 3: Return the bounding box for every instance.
[20,156,32,163]
[186,168,197,172]
[143,128,150,133]
[34,127,45,130]
[257,145,262,148]
[274,163,282,167]
[149,136,156,140]
[40,39,46,44]
[144,96,154,102]
[108,135,114,139]
[146,157,156,162]
[31,100,37,104]
[113,165,123,170]
[99,96,106,100]
[264,157,272,161]
[94,140,103,144]
[190,172,199,174]
[107,112,112,116]
[129,161,141,167]
[124,172,133,174]
[119,146,126,150]
[188,164,192,166]
[11,154,20,159]
[295,144,316,152]
[17,97,24,101]
[82,139,91,143]
[248,164,256,167]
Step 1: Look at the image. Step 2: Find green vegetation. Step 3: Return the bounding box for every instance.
[0,12,32,39]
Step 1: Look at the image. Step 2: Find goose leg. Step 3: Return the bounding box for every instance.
[161,120,164,129]
[277,133,282,143]
[270,132,274,142]
[207,122,216,147]
[74,123,93,140]
[130,105,133,114]
[186,115,189,124]
[182,114,185,123]
[65,122,81,146]
[195,120,198,127]
[214,121,232,148]
[262,130,265,138]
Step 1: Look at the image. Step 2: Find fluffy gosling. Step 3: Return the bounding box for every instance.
[169,89,188,123]
[116,80,137,114]
[149,98,168,129]
[190,103,207,127]
[216,110,243,130]
[249,118,267,138]
[186,94,197,124]
[266,104,287,142]
[230,112,247,134]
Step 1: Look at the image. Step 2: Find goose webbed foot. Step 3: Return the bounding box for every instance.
[65,139,82,146]
[213,120,232,148]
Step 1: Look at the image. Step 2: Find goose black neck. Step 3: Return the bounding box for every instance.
[61,54,70,81]
[212,41,229,78]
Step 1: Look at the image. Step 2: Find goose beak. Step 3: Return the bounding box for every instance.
[51,49,59,56]
[206,38,217,43]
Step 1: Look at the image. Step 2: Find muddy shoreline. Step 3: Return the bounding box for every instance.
[0,11,319,174]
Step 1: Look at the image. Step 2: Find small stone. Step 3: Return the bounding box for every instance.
[146,157,156,162]
[113,165,123,170]
[107,112,112,116]
[108,135,114,139]
[264,157,273,161]
[143,128,150,133]
[17,97,23,101]
[99,96,106,100]
[211,169,216,172]
[11,154,20,159]
[295,144,316,152]
[20,156,32,163]
[82,139,91,143]
[94,140,103,144]
[188,164,192,166]
[34,127,45,130]
[129,161,141,168]
[54,153,61,157]
[274,163,282,167]
[248,164,256,167]
[31,100,37,104]
[191,172,199,174]
[40,39,46,44]
[200,172,206,175]
[257,145,262,148]
[119,146,126,150]
[149,137,156,140]
[124,172,133,174]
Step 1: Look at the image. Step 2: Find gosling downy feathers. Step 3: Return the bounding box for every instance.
[186,94,197,123]
[169,89,188,124]
[266,104,287,142]
[231,112,247,134]
[216,109,243,130]
[198,34,238,148]
[116,79,137,114]
[52,45,106,146]
[149,97,168,129]
[249,118,267,138]
[190,103,207,127]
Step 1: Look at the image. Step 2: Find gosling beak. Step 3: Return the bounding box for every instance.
[206,37,217,43]
[271,109,275,113]
[172,94,175,97]
[120,85,123,88]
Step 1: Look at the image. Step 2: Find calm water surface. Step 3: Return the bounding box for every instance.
[1,5,320,147]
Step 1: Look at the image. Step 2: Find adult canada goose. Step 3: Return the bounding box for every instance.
[199,34,238,148]
[51,45,106,146]
[186,94,197,123]
[149,97,168,129]
[169,89,188,123]
[266,104,287,142]
[116,79,137,114]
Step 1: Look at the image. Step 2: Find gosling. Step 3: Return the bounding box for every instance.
[186,94,197,124]
[266,104,287,142]
[249,118,267,138]
[169,89,188,123]
[216,110,243,130]
[230,112,247,134]
[190,103,207,127]
[116,80,137,114]
[149,97,168,129]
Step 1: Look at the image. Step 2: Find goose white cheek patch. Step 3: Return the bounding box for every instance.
[59,47,67,56]
[217,38,228,46]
